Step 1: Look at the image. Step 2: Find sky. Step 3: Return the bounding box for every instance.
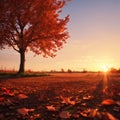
[1,0,120,72]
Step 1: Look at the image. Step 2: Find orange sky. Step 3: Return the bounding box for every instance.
[1,0,120,72]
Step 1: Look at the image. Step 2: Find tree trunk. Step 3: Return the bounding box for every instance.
[18,49,25,74]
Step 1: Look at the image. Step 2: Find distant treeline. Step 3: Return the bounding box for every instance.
[1,67,120,74]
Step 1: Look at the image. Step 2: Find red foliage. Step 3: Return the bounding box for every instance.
[0,0,70,73]
[0,0,69,56]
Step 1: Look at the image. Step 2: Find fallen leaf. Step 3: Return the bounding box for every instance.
[101,99,116,105]
[46,105,56,111]
[78,90,83,93]
[88,109,98,118]
[59,111,71,119]
[30,114,41,119]
[17,107,34,116]
[18,94,28,99]
[2,87,10,94]
[80,111,88,117]
[80,109,91,117]
[34,114,41,118]
[2,88,14,96]
[106,112,118,120]
[81,102,87,106]
[17,108,29,116]
[60,96,75,105]
[29,108,35,112]
[80,108,98,118]
[83,95,93,100]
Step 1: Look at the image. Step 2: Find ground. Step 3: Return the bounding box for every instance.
[0,72,120,120]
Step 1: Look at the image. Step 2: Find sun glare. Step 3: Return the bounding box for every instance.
[102,65,109,72]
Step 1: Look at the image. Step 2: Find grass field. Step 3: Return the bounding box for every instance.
[0,72,120,120]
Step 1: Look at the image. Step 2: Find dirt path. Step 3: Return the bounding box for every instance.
[0,73,120,120]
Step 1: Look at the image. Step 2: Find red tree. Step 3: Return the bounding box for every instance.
[0,0,70,74]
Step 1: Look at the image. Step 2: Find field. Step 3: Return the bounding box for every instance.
[0,72,120,120]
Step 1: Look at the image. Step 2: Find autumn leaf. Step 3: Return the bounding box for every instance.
[28,108,35,112]
[80,108,98,118]
[1,87,15,97]
[59,111,71,119]
[81,102,87,106]
[101,99,116,105]
[80,109,91,117]
[106,112,118,120]
[18,94,28,99]
[80,111,88,117]
[31,114,41,119]
[88,109,98,118]
[17,108,34,116]
[46,105,56,111]
[17,108,29,116]
[83,95,93,100]
[60,96,75,105]
[1,87,13,96]
[2,87,10,93]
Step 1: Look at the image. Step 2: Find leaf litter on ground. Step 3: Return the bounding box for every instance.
[1,73,120,119]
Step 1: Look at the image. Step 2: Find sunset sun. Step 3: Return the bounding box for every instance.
[101,65,109,72]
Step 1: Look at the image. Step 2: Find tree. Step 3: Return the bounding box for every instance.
[0,0,70,74]
[67,69,72,73]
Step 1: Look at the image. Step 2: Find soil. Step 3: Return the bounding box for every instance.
[0,72,120,120]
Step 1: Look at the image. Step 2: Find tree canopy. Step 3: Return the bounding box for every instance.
[0,0,70,73]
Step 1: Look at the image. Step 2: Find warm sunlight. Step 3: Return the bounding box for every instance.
[101,65,109,72]
[97,62,112,72]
